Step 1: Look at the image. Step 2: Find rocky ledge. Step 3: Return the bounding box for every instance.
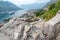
[0,10,60,40]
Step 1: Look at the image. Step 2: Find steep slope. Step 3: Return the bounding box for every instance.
[0,1,22,12]
[35,0,60,21]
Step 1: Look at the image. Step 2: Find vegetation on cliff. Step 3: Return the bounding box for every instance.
[35,0,60,21]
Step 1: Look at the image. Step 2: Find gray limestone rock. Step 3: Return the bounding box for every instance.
[0,10,60,40]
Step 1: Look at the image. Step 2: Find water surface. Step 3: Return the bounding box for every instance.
[0,10,27,22]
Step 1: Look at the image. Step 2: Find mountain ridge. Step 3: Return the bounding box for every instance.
[0,1,22,12]
[20,3,48,9]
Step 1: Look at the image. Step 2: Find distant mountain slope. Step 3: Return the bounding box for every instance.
[50,0,57,3]
[20,3,48,9]
[0,1,22,12]
[43,0,57,9]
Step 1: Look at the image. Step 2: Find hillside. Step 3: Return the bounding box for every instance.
[35,0,60,21]
[0,1,22,12]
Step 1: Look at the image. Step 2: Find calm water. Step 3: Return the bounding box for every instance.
[0,10,27,22]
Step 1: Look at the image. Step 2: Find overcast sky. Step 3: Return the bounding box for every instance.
[1,0,50,6]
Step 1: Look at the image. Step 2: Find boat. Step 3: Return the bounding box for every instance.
[9,11,15,15]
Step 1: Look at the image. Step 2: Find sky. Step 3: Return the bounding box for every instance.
[0,0,50,6]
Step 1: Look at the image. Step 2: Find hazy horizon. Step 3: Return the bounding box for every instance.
[0,0,50,7]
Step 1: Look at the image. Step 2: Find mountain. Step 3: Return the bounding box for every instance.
[0,1,22,12]
[43,0,57,10]
[50,0,57,3]
[20,3,48,9]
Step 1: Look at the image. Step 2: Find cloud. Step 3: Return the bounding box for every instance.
[7,0,50,6]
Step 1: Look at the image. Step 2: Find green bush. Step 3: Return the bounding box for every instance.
[35,9,45,16]
[48,3,55,10]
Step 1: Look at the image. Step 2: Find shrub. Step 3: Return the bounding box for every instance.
[48,3,55,10]
[35,9,45,16]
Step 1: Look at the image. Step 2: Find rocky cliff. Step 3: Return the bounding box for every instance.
[0,10,60,40]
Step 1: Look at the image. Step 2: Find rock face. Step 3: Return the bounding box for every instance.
[0,10,60,40]
[15,20,45,40]
[43,11,60,40]
[14,11,60,40]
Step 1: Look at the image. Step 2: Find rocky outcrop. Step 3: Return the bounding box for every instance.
[0,23,4,28]
[14,10,60,40]
[0,10,60,40]
[14,19,45,40]
[43,10,60,40]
